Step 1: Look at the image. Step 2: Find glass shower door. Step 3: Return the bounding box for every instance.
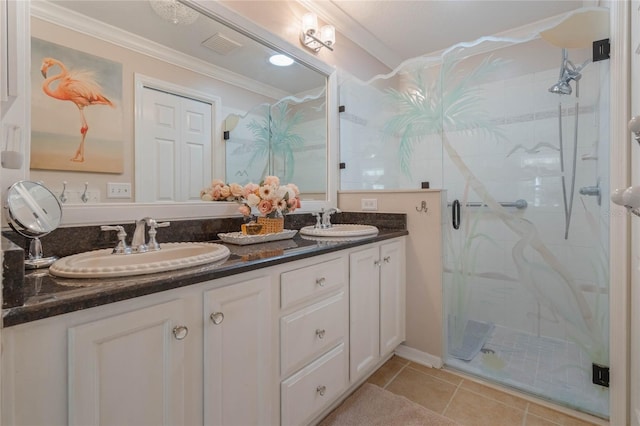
[441,39,610,418]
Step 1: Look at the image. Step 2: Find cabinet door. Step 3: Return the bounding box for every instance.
[204,276,272,426]
[68,299,188,426]
[349,246,380,382]
[379,239,406,355]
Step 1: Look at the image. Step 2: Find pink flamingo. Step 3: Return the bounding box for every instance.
[40,57,114,162]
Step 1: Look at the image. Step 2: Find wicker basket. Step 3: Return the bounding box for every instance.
[257,216,284,234]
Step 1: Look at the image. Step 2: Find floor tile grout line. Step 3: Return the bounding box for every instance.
[522,402,529,426]
[383,363,409,390]
[441,377,463,418]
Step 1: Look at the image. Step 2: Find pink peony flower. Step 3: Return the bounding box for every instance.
[229,183,244,198]
[238,204,251,216]
[211,178,224,187]
[286,183,300,197]
[263,175,280,187]
[243,183,259,198]
[220,185,231,198]
[258,199,273,215]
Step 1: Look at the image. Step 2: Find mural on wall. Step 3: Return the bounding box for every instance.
[226,91,327,196]
[246,101,304,183]
[30,38,123,173]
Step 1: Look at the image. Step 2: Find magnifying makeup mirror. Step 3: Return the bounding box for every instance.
[5,180,62,269]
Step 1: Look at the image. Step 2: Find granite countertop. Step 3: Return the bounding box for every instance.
[3,229,408,327]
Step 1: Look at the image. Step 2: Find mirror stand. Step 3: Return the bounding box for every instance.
[26,237,58,269]
[6,181,63,270]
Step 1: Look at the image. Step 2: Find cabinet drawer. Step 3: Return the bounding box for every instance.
[281,257,345,309]
[281,291,347,375]
[281,343,347,426]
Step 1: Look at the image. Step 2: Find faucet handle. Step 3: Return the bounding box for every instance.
[147,220,170,251]
[311,212,322,228]
[101,225,131,255]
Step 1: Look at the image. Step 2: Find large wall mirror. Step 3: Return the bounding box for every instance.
[27,0,336,224]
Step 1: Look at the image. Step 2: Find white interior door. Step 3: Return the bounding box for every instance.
[137,86,212,202]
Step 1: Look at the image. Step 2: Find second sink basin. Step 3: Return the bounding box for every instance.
[49,242,230,279]
[299,224,379,238]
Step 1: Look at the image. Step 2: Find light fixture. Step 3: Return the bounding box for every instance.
[269,54,294,67]
[150,0,199,25]
[300,12,335,52]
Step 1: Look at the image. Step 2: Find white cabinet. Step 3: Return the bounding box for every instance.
[68,299,190,426]
[204,275,272,426]
[279,255,349,426]
[379,240,406,355]
[2,237,406,426]
[350,239,406,382]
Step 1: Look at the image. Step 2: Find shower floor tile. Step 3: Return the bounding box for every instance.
[446,325,609,419]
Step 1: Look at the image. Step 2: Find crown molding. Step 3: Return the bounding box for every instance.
[30,0,289,100]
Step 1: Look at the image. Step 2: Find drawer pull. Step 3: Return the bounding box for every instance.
[316,277,326,287]
[316,385,327,396]
[172,325,189,340]
[383,256,391,263]
[210,312,224,325]
[315,328,326,339]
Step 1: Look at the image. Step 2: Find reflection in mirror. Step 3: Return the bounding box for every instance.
[28,0,329,205]
[6,180,62,268]
[225,90,327,200]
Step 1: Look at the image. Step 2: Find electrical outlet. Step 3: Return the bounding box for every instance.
[107,182,132,199]
[361,198,378,211]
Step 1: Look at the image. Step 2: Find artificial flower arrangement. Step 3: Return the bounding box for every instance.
[200,176,301,218]
[199,179,244,202]
[237,175,301,218]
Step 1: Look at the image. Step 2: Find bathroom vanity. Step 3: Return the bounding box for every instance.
[2,226,406,426]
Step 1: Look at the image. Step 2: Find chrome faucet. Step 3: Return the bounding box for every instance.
[321,208,341,228]
[131,217,171,253]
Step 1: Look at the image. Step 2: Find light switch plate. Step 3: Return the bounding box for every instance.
[107,182,131,199]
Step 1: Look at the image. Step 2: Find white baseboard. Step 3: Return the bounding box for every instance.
[394,344,443,368]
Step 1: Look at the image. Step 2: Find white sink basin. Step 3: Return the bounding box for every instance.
[299,224,379,238]
[49,242,230,278]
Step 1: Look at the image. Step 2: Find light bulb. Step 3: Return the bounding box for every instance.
[302,13,318,35]
[320,25,335,46]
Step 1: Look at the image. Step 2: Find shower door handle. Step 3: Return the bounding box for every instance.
[452,199,461,230]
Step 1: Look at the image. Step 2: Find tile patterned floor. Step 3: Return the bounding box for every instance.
[361,356,602,426]
[446,325,609,418]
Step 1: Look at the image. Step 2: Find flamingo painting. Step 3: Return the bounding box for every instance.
[40,57,115,162]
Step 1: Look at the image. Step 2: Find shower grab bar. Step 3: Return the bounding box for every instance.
[447,199,528,209]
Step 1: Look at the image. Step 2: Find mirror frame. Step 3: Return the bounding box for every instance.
[47,0,338,225]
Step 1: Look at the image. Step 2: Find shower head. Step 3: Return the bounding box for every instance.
[548,80,572,95]
[548,48,588,96]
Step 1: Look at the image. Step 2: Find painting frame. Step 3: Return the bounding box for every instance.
[30,37,124,173]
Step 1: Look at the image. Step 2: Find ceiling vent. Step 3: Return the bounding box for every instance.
[201,33,242,55]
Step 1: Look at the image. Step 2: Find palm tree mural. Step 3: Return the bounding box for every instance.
[246,101,304,183]
[382,52,607,368]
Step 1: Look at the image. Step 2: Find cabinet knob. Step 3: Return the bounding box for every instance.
[383,256,391,263]
[316,385,326,396]
[172,325,189,340]
[374,260,381,267]
[315,328,326,339]
[316,277,326,287]
[210,312,225,325]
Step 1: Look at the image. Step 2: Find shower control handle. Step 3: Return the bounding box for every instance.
[578,178,601,206]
